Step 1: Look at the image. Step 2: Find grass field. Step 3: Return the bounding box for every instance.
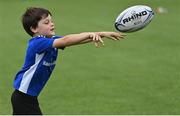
[0,0,180,114]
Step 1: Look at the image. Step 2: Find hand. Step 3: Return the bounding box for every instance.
[89,33,104,47]
[97,32,126,41]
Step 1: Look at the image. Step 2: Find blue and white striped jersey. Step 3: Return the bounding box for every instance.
[13,35,63,96]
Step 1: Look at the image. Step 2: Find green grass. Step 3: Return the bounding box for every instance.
[1,0,180,114]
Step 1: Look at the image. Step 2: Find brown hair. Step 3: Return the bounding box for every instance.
[22,7,52,36]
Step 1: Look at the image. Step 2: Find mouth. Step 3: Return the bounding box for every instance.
[50,28,55,32]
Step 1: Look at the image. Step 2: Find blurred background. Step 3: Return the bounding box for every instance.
[0,0,180,114]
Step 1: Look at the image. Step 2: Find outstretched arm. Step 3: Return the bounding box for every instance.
[53,32,102,48]
[53,32,126,48]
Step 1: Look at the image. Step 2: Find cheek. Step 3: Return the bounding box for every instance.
[36,24,52,35]
[39,26,49,33]
[44,26,51,31]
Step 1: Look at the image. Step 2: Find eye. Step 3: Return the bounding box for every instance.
[44,20,49,24]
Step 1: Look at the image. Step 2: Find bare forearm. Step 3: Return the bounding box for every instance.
[53,33,92,48]
[79,38,92,44]
[53,31,125,48]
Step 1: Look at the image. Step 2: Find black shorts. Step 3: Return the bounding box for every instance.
[11,90,42,115]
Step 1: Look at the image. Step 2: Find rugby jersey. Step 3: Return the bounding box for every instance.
[13,35,63,96]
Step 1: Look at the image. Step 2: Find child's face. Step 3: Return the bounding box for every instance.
[32,14,55,37]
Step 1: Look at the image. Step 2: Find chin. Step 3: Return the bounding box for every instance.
[47,33,55,38]
[46,35,53,38]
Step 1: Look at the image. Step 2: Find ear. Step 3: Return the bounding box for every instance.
[30,26,38,34]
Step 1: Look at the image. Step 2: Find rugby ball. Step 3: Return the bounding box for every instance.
[115,5,154,32]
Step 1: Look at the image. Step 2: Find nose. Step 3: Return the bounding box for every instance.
[51,22,54,27]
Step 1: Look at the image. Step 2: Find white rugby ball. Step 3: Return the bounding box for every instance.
[115,5,154,32]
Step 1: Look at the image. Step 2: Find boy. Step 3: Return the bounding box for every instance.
[11,7,126,115]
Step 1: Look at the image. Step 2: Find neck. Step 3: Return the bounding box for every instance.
[33,34,53,38]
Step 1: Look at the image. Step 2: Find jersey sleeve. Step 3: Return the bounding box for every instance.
[53,36,65,50]
[34,37,55,54]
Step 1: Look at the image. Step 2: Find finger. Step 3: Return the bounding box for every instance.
[113,34,126,40]
[108,36,119,41]
[90,33,96,41]
[119,35,127,39]
[114,33,127,38]
[97,41,104,47]
[112,35,124,40]
[96,35,101,42]
[119,35,126,39]
[117,33,126,36]
[98,36,104,45]
[92,34,96,41]
[95,35,99,41]
[112,37,119,40]
[94,42,98,47]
